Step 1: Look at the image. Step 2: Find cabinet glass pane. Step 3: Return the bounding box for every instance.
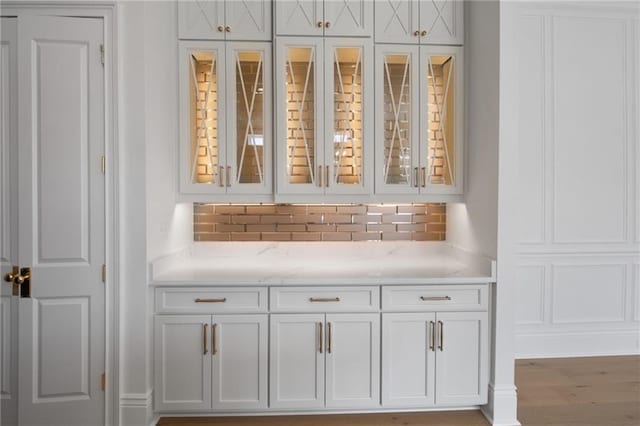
[189,51,220,185]
[235,51,265,184]
[382,54,412,185]
[426,55,455,186]
[332,47,363,186]
[285,47,316,185]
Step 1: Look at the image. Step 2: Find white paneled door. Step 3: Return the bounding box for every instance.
[1,17,18,426]
[16,15,106,426]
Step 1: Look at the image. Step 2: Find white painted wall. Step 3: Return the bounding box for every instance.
[513,1,640,358]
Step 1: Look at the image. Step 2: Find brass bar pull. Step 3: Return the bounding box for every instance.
[421,167,427,187]
[212,323,218,355]
[309,297,340,302]
[414,167,419,188]
[203,323,208,355]
[226,166,232,187]
[438,321,444,351]
[195,298,227,303]
[420,296,451,301]
[327,321,332,354]
[429,321,435,351]
[318,165,323,187]
[318,322,323,353]
[219,166,225,187]
[325,165,330,187]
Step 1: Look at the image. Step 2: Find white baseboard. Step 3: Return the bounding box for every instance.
[516,329,640,358]
[121,391,153,426]
[481,383,520,426]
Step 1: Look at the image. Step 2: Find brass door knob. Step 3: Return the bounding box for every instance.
[421,30,427,36]
[217,25,224,32]
[324,21,330,28]
[414,30,420,36]
[317,21,324,28]
[225,25,231,32]
[4,272,17,283]
[13,271,30,285]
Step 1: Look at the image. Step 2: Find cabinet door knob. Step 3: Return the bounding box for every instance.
[317,21,324,28]
[225,25,231,32]
[414,30,420,36]
[421,30,428,37]
[325,21,330,28]
[217,25,224,32]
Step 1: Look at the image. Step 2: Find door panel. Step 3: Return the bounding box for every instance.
[0,16,18,426]
[419,0,464,45]
[225,0,272,41]
[269,314,324,409]
[275,0,323,36]
[374,0,418,44]
[212,314,268,410]
[17,15,105,425]
[381,312,436,407]
[435,312,488,405]
[178,0,224,40]
[324,0,372,37]
[325,313,380,408]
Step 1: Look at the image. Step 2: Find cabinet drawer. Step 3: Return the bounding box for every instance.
[382,285,487,312]
[155,287,267,314]
[270,287,380,312]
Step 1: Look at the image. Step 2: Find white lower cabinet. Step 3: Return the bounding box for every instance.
[382,311,488,408]
[155,314,268,412]
[270,313,380,409]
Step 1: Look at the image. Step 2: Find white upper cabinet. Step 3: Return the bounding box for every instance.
[375,0,463,45]
[275,0,372,37]
[375,44,463,196]
[179,41,272,197]
[179,0,272,41]
[275,37,373,198]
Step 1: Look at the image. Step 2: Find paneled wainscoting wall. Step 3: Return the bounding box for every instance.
[194,203,446,241]
[515,2,639,357]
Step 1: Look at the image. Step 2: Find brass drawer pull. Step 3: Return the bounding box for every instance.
[212,323,218,355]
[309,297,340,302]
[420,296,451,301]
[318,322,323,353]
[195,297,227,303]
[438,320,444,351]
[327,321,332,353]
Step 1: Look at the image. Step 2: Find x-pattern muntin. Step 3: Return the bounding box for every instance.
[426,56,453,185]
[383,0,410,34]
[285,0,313,27]
[236,52,264,184]
[333,48,362,185]
[383,54,411,184]
[427,0,454,37]
[190,53,217,184]
[286,48,316,184]
[331,0,361,28]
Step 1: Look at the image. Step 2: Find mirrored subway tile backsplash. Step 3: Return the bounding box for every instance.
[194,204,446,242]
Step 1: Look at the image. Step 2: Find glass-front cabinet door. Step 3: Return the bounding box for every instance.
[276,38,372,197]
[180,41,271,195]
[375,44,462,196]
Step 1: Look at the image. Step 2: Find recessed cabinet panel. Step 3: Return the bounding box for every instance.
[275,0,323,36]
[178,1,224,40]
[179,0,271,41]
[374,0,419,44]
[224,0,272,41]
[323,0,372,37]
[419,0,464,45]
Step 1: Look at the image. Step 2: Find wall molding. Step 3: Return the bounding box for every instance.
[516,329,640,358]
[120,391,153,426]
[481,383,521,426]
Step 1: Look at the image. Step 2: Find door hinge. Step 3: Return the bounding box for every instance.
[100,373,106,391]
[102,264,106,283]
[100,44,105,66]
[101,155,105,174]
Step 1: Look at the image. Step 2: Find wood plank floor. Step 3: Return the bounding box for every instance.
[157,355,640,426]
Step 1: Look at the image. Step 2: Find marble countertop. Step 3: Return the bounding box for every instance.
[150,242,496,286]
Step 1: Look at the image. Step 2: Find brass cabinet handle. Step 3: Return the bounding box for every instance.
[212,323,218,355]
[414,167,419,188]
[309,297,340,302]
[327,321,332,354]
[421,30,428,36]
[225,25,231,32]
[317,21,324,28]
[438,320,443,351]
[318,322,323,353]
[414,30,420,36]
[195,297,227,303]
[429,321,435,351]
[219,166,225,187]
[217,25,224,32]
[203,323,208,355]
[420,296,451,301]
[325,165,330,187]
[226,166,231,187]
[325,21,330,28]
[318,165,323,187]
[421,167,427,187]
